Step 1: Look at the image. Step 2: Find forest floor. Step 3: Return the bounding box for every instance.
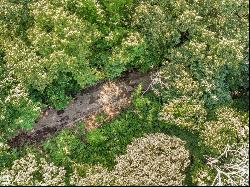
[8,70,155,148]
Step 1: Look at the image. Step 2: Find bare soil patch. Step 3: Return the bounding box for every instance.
[8,70,154,148]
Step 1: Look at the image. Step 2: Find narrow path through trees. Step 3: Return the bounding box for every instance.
[8,70,155,148]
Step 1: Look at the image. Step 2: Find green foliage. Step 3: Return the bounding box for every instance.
[0,0,33,41]
[1,89,248,185]
[43,129,84,168]
[200,105,249,153]
[0,143,18,170]
[29,71,81,109]
[160,96,207,131]
[87,129,108,146]
[138,0,249,108]
[0,0,249,186]
[41,92,160,169]
[38,93,209,185]
[71,133,190,186]
[0,83,40,138]
[1,0,247,136]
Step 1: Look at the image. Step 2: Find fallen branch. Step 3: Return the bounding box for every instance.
[206,143,249,186]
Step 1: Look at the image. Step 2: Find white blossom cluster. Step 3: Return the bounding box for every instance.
[137,0,248,108]
[160,96,207,131]
[0,154,66,186]
[151,62,206,131]
[27,0,99,88]
[122,32,144,47]
[151,62,202,100]
[201,106,249,151]
[0,0,24,37]
[0,142,9,153]
[70,133,190,186]
[2,38,46,91]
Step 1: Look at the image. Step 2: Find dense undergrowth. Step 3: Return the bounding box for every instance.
[0,0,249,186]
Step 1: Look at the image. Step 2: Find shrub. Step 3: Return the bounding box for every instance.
[0,154,66,186]
[1,0,248,138]
[43,129,84,167]
[0,142,17,169]
[0,83,40,138]
[200,106,249,152]
[70,133,190,186]
[151,62,202,101]
[160,96,207,131]
[141,0,249,108]
[0,0,33,40]
[0,1,249,185]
